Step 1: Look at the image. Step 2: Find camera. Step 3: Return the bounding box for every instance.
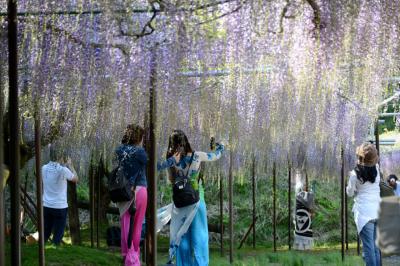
[170,145,184,154]
[210,137,216,151]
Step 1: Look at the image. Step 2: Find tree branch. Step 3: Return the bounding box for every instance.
[136,2,159,38]
[268,0,296,34]
[47,22,130,55]
[197,1,245,25]
[119,1,159,39]
[305,0,322,30]
[185,0,239,12]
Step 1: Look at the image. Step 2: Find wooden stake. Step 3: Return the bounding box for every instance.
[252,155,256,249]
[146,47,157,266]
[219,172,224,256]
[341,146,345,261]
[273,162,276,252]
[288,159,291,250]
[229,150,233,264]
[35,112,45,265]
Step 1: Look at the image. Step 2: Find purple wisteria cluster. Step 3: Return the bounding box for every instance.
[0,0,399,178]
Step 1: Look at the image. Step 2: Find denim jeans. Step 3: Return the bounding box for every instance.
[44,207,68,245]
[359,221,381,266]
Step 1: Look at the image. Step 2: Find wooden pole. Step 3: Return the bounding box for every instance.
[146,47,157,266]
[341,146,345,261]
[305,169,309,192]
[273,162,276,252]
[0,57,5,266]
[375,120,380,156]
[219,171,224,256]
[89,161,94,248]
[375,112,383,266]
[8,0,21,264]
[229,150,233,264]
[288,159,291,250]
[345,186,348,251]
[252,155,256,249]
[97,160,101,248]
[35,111,45,266]
[67,181,81,244]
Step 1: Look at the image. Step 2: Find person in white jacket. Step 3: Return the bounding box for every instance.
[42,145,78,245]
[346,143,381,266]
[387,174,400,196]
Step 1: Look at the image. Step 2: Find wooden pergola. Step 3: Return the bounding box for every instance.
[1,2,398,266]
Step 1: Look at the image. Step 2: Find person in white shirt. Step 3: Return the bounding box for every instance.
[42,145,78,245]
[346,143,381,266]
[387,174,400,196]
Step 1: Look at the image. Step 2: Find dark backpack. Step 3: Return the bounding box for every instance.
[108,151,135,203]
[106,226,121,247]
[380,180,395,197]
[172,152,199,208]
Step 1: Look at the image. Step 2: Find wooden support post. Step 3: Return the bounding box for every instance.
[238,217,258,249]
[0,60,5,266]
[35,112,45,265]
[229,150,233,264]
[19,195,37,227]
[273,162,276,252]
[19,186,38,222]
[288,159,291,250]
[8,0,21,264]
[219,171,224,256]
[341,146,345,261]
[252,155,256,249]
[146,47,157,266]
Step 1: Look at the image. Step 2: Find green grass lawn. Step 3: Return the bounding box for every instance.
[6,240,364,266]
[5,243,121,266]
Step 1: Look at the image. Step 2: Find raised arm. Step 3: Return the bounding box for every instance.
[65,158,78,183]
[157,152,181,171]
[346,172,357,197]
[157,157,176,171]
[196,144,224,162]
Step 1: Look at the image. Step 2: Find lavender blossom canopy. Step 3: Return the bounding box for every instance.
[1,0,399,176]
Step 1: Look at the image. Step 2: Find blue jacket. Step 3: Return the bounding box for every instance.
[115,144,148,187]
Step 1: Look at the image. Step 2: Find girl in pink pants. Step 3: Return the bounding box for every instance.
[121,186,147,266]
[115,124,149,266]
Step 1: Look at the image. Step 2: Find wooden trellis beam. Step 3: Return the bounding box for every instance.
[0,0,239,17]
[0,8,155,17]
[178,68,273,77]
[379,112,400,117]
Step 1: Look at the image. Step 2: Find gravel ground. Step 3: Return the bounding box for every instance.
[382,255,400,266]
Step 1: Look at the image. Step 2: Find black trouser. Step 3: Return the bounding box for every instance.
[44,207,68,245]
